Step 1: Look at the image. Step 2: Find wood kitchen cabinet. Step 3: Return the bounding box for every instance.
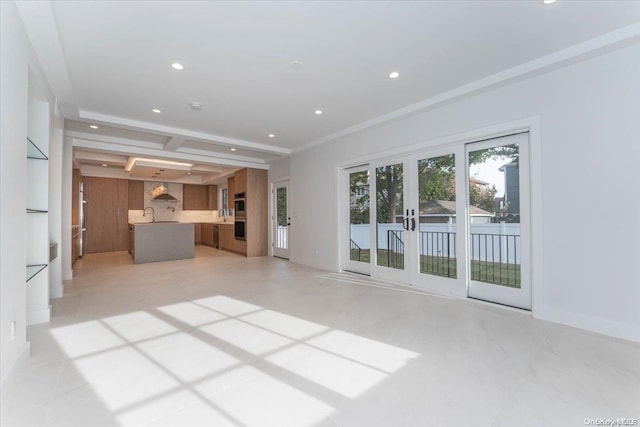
[227,176,235,206]
[183,184,209,210]
[84,177,129,253]
[128,180,144,210]
[207,185,218,210]
[245,168,268,257]
[234,169,247,194]
[201,223,215,246]
[219,224,234,252]
[194,223,202,244]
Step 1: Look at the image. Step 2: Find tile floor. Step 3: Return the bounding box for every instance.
[2,246,639,427]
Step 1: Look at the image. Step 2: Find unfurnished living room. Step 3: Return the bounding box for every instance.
[1,1,639,426]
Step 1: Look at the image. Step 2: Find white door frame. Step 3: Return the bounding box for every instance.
[271,178,290,259]
[342,164,371,275]
[408,144,469,298]
[369,156,412,284]
[465,132,532,309]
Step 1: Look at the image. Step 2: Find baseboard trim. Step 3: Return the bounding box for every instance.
[536,307,640,343]
[26,306,51,325]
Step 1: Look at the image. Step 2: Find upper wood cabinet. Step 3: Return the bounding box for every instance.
[227,177,235,208]
[207,185,218,210]
[128,180,144,210]
[183,184,209,210]
[234,168,247,195]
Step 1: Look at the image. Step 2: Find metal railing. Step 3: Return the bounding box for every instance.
[350,239,362,262]
[276,225,288,250]
[470,233,520,286]
[420,231,456,278]
[385,230,404,269]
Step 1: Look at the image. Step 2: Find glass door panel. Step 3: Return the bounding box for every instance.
[343,165,370,274]
[467,133,530,309]
[273,181,290,259]
[417,154,457,279]
[375,163,405,270]
[370,158,411,283]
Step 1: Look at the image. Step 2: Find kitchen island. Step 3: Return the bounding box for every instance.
[130,222,194,264]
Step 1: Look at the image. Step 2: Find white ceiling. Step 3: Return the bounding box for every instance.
[16,0,640,177]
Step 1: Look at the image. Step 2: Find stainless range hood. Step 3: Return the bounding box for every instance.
[152,192,177,202]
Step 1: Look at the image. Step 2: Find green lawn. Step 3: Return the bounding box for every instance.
[350,249,520,288]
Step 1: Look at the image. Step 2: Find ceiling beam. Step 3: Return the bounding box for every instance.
[164,136,187,151]
[176,147,265,164]
[79,110,291,156]
[74,150,128,164]
[72,139,269,170]
[66,130,165,150]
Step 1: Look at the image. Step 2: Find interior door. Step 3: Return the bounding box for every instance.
[272,180,290,259]
[370,158,412,283]
[466,132,531,309]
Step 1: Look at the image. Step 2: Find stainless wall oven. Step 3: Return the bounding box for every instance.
[234,220,246,241]
[234,192,246,218]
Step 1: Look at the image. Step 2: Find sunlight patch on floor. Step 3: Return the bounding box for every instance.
[51,295,419,426]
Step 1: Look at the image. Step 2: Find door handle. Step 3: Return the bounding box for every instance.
[411,217,416,231]
[404,217,409,231]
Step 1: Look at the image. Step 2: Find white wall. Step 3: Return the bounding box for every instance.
[1,1,63,383]
[48,103,64,298]
[290,42,640,341]
[268,157,290,183]
[1,0,29,384]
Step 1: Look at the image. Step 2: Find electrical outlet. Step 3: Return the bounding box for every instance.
[11,321,16,340]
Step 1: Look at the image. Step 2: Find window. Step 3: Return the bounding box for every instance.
[221,188,228,210]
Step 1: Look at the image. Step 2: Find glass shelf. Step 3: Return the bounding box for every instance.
[27,137,48,160]
[27,209,48,213]
[26,264,47,282]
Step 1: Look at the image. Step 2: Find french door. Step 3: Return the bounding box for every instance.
[341,132,531,310]
[369,158,411,283]
[272,180,290,259]
[466,133,531,309]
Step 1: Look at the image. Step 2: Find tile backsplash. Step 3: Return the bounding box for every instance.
[128,181,233,223]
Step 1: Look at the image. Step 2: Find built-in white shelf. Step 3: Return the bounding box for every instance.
[26,264,47,282]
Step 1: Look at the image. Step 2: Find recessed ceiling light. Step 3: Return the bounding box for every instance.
[389,71,400,79]
[90,125,98,129]
[171,62,184,70]
[102,164,107,167]
[230,148,237,152]
[268,134,275,138]
[152,108,161,113]
[315,110,323,115]
[543,0,556,3]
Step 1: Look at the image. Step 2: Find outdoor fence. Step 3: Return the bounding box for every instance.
[350,222,521,264]
[276,225,288,249]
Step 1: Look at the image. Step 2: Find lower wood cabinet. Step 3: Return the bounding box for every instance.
[219,224,246,255]
[201,223,214,246]
[194,223,202,244]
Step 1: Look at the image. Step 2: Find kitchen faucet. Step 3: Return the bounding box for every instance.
[143,206,155,222]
